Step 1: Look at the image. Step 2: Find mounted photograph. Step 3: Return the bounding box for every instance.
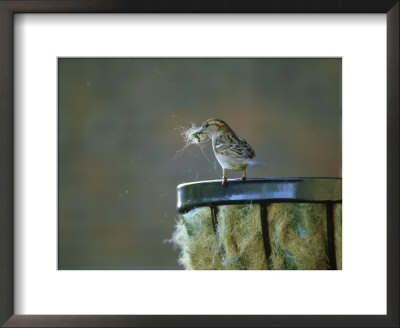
[58,58,342,270]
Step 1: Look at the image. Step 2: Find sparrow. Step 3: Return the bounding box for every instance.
[195,118,261,185]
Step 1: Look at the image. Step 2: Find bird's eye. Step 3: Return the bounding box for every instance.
[205,123,209,128]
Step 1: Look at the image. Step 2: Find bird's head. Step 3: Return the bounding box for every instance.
[196,119,232,138]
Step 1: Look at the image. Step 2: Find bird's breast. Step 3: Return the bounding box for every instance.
[214,152,248,171]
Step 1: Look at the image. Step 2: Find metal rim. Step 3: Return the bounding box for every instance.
[177,177,342,213]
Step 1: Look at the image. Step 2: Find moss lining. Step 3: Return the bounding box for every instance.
[172,203,341,270]
[333,203,342,270]
[217,204,268,270]
[172,207,221,269]
[267,203,328,270]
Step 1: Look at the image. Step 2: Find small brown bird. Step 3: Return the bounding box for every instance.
[195,119,263,185]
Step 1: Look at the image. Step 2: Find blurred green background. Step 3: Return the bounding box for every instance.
[58,58,341,269]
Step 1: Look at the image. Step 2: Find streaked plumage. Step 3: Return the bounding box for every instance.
[196,118,261,185]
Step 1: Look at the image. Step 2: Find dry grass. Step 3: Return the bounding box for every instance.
[174,124,207,159]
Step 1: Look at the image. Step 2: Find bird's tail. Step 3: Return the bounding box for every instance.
[246,159,268,167]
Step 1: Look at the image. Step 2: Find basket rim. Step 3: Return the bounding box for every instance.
[177,177,342,213]
[177,177,342,189]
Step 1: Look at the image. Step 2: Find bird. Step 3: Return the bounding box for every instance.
[195,118,262,185]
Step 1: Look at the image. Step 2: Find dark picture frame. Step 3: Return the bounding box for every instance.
[0,1,398,327]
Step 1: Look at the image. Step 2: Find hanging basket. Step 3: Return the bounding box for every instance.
[173,178,342,270]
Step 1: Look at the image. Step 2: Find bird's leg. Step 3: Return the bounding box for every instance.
[222,169,227,186]
[241,169,247,181]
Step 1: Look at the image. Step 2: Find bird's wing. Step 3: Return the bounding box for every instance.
[215,134,256,159]
[237,135,256,158]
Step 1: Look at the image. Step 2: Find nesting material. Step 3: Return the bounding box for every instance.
[172,203,342,270]
[174,124,208,159]
[182,124,206,145]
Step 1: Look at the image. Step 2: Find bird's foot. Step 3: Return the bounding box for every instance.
[241,176,247,181]
[222,177,227,186]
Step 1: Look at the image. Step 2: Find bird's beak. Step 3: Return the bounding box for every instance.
[196,127,206,134]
